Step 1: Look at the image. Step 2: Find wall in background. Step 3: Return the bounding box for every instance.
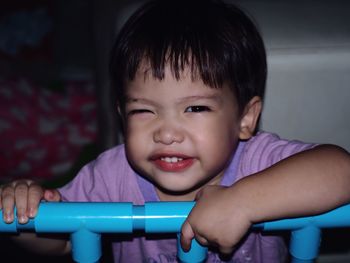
[234,0,350,151]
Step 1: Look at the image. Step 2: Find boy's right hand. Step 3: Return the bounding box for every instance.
[0,180,61,224]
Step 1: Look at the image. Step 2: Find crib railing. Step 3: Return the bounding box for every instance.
[1,202,350,263]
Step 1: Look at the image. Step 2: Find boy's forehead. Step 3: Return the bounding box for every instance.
[129,66,210,93]
[136,59,196,81]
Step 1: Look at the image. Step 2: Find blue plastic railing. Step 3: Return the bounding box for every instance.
[1,202,350,263]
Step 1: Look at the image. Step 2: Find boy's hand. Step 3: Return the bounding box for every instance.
[0,180,61,224]
[180,185,253,255]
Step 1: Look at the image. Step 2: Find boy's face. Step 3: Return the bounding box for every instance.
[123,65,243,201]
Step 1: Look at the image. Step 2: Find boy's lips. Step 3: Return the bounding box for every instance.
[150,153,194,172]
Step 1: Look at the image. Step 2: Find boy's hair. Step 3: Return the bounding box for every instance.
[110,0,266,114]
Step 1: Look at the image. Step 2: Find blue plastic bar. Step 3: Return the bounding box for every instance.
[259,204,350,231]
[257,204,350,262]
[71,228,101,263]
[144,202,194,232]
[35,202,134,233]
[177,233,208,263]
[0,202,350,263]
[289,226,321,262]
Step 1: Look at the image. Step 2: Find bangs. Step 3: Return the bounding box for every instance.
[113,0,231,89]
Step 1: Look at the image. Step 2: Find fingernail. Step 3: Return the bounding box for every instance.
[18,215,27,224]
[28,208,35,217]
[4,212,12,223]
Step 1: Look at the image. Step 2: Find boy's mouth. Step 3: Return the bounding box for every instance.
[160,157,183,163]
[150,154,194,172]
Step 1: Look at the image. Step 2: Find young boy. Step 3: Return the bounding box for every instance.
[1,0,350,262]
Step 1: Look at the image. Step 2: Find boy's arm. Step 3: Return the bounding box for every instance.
[181,144,350,254]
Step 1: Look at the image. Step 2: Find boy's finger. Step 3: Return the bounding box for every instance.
[1,184,15,223]
[14,182,30,224]
[44,189,61,202]
[27,183,44,218]
[180,220,195,252]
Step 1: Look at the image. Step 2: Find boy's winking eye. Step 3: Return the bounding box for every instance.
[127,109,154,116]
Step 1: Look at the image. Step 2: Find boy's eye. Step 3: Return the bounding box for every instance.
[128,109,153,116]
[185,106,211,113]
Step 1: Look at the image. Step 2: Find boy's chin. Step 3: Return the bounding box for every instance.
[154,182,205,201]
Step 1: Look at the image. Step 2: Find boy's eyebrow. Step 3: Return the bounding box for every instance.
[125,97,155,104]
[176,94,223,104]
[125,97,162,108]
[126,94,223,105]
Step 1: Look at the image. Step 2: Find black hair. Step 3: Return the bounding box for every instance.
[110,0,267,114]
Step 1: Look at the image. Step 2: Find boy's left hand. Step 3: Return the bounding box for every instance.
[180,185,253,255]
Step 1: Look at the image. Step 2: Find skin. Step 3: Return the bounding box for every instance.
[123,64,250,201]
[0,64,350,257]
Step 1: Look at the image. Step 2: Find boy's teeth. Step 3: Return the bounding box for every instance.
[161,157,183,163]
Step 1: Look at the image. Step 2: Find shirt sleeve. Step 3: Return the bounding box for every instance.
[238,131,318,180]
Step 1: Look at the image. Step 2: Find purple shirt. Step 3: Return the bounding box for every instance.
[59,132,316,262]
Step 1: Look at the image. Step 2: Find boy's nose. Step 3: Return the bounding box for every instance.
[153,121,184,145]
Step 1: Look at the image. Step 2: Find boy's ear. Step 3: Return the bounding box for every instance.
[239,96,262,140]
[117,105,127,135]
[117,105,126,124]
[117,105,122,117]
